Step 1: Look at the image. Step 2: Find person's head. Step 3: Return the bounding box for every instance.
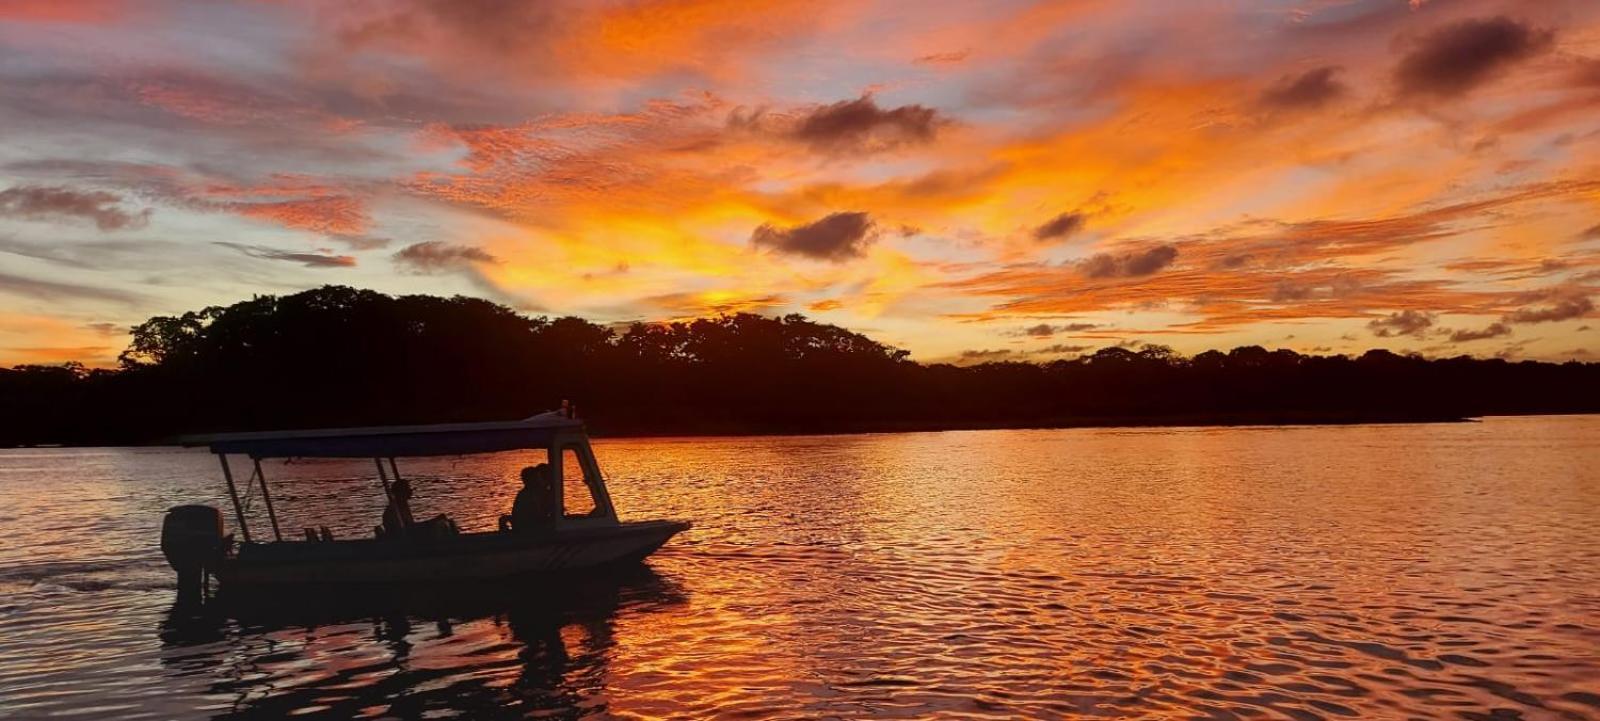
[520,464,548,486]
[392,478,413,500]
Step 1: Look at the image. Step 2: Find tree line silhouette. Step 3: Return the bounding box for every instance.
[3,285,1597,446]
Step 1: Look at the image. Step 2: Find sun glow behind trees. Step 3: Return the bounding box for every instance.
[3,286,1596,446]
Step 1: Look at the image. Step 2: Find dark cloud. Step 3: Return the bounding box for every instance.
[1394,17,1554,99]
[0,185,151,231]
[1448,322,1511,342]
[751,212,876,261]
[914,50,969,65]
[217,242,356,268]
[329,233,391,250]
[390,240,537,311]
[1078,245,1178,278]
[1259,66,1346,110]
[0,270,142,305]
[1018,322,1099,337]
[1503,294,1593,324]
[790,96,943,153]
[1581,223,1600,241]
[958,348,1012,362]
[1033,211,1086,242]
[1035,343,1091,355]
[392,240,499,272]
[1367,309,1436,338]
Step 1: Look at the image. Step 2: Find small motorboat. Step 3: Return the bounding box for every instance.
[160,409,689,599]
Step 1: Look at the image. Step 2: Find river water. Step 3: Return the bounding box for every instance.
[0,417,1597,720]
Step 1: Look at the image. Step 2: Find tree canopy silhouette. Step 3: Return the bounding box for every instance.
[3,285,1597,446]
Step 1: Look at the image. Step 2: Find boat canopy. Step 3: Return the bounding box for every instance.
[180,412,585,459]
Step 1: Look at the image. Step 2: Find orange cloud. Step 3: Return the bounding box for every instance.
[0,0,126,24]
[230,196,368,235]
[319,0,844,89]
[6,0,1600,365]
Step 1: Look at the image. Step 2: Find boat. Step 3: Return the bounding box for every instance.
[160,409,690,599]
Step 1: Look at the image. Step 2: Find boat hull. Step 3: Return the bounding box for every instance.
[216,520,688,588]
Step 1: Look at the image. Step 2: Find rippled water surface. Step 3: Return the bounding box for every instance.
[1,416,1598,720]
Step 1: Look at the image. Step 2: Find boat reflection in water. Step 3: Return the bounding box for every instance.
[159,565,686,720]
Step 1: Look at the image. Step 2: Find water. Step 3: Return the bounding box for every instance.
[1,417,1597,720]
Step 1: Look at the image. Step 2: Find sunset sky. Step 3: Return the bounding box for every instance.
[1,0,1598,367]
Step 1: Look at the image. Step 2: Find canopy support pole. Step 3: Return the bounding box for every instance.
[219,454,252,543]
[374,456,391,495]
[253,458,282,542]
[375,458,406,530]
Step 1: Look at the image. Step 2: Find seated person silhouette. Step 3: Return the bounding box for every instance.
[500,463,557,533]
[382,478,458,540]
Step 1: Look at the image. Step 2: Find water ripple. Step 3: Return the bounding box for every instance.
[0,417,1597,718]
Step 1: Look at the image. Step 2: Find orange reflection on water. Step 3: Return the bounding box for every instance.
[0,417,1597,718]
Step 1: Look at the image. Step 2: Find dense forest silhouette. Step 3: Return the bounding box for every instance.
[3,285,1598,446]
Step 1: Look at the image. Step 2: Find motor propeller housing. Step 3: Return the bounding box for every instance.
[161,505,224,602]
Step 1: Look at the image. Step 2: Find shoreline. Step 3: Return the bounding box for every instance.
[2,410,1508,450]
[580,411,1480,440]
[17,411,1600,450]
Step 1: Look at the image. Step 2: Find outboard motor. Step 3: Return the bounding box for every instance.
[161,505,224,603]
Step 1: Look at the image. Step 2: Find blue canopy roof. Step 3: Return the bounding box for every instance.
[181,413,585,459]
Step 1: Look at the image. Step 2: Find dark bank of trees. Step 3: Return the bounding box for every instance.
[3,285,1598,446]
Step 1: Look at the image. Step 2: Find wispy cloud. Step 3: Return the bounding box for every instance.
[0,270,142,305]
[216,242,356,268]
[0,185,150,231]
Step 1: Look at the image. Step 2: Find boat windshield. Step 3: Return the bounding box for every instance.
[560,447,598,516]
